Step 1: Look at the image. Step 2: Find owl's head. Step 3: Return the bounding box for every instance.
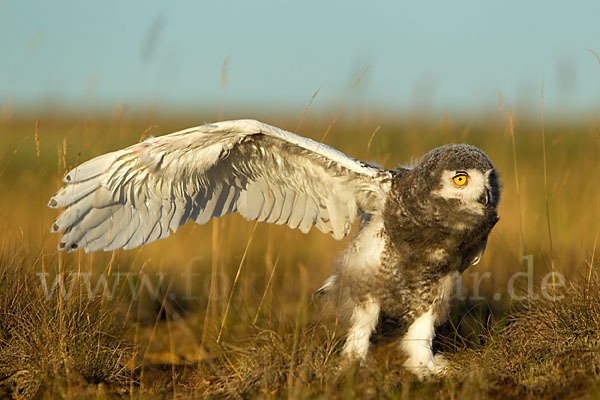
[416,144,500,212]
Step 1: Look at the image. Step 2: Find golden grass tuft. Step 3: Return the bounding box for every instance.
[0,247,132,398]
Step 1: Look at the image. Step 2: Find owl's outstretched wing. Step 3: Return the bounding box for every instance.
[48,119,391,253]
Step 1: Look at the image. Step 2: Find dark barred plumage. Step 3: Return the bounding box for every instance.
[318,144,500,377]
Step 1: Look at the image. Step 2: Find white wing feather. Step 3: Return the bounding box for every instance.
[48,119,391,253]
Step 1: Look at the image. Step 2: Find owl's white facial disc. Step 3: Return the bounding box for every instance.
[432,169,491,214]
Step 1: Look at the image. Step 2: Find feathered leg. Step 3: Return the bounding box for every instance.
[399,272,459,378]
[341,298,380,361]
[399,307,448,378]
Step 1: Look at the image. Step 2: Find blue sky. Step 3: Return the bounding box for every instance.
[1,0,599,115]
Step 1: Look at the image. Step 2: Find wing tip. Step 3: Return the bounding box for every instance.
[56,237,82,253]
[50,222,59,233]
[332,232,346,240]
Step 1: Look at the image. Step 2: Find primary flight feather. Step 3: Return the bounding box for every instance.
[48,119,500,378]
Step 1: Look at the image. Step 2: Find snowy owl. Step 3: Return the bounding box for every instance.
[48,119,500,377]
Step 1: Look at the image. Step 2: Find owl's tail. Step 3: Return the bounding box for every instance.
[314,275,336,296]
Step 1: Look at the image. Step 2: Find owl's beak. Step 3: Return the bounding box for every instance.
[481,169,495,206]
[479,188,491,206]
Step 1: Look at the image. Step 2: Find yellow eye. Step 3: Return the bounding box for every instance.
[453,174,468,186]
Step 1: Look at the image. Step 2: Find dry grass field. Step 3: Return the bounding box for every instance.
[0,107,599,399]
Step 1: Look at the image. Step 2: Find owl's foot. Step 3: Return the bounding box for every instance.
[403,353,448,379]
[430,353,449,375]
